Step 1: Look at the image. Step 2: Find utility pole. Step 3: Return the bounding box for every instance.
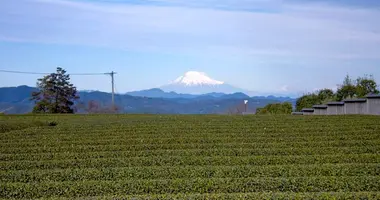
[105,71,117,109]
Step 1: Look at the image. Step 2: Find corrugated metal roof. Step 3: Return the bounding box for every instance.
[366,94,380,98]
[343,99,367,103]
[312,105,328,109]
[301,108,314,112]
[326,102,345,106]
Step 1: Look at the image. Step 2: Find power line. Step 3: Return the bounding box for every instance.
[0,69,108,76]
[0,69,118,110]
[0,69,48,75]
[70,73,108,76]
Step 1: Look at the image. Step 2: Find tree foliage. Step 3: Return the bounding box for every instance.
[296,89,336,111]
[295,93,321,112]
[31,67,79,114]
[336,85,357,101]
[356,75,379,98]
[256,102,293,115]
[336,74,379,101]
[318,89,335,103]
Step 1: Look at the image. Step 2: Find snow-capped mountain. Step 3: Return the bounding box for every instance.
[172,71,224,86]
[160,71,248,95]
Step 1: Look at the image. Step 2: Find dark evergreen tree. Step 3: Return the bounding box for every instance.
[31,67,79,113]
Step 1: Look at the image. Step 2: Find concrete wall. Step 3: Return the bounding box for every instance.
[367,98,380,115]
[313,108,327,115]
[344,102,367,115]
[301,108,314,115]
[299,95,380,116]
[358,102,367,114]
[312,109,318,115]
[327,105,344,115]
[344,102,356,114]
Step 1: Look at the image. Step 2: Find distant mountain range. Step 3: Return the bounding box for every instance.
[126,88,249,99]
[0,85,296,114]
[126,88,293,101]
[0,69,296,114]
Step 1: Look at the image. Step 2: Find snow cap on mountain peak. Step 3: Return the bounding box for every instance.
[173,71,224,86]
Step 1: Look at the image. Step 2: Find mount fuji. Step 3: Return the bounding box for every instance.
[160,71,249,95]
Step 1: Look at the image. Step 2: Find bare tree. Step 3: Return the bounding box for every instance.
[83,100,120,114]
[227,102,246,115]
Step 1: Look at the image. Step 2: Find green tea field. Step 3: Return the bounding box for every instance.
[1,115,380,199]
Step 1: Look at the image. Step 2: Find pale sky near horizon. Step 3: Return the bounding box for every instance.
[0,0,379,96]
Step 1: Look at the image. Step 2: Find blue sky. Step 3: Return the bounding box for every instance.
[0,0,379,96]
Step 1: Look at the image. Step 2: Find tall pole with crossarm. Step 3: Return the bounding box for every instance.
[105,71,117,109]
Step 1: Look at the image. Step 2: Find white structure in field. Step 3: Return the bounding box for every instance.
[312,105,327,115]
[344,99,367,115]
[299,94,380,115]
[326,102,345,115]
[366,94,380,115]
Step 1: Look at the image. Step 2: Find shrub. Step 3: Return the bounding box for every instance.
[48,121,58,127]
[256,102,293,115]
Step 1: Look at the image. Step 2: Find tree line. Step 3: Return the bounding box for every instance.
[255,74,379,115]
[295,75,379,111]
